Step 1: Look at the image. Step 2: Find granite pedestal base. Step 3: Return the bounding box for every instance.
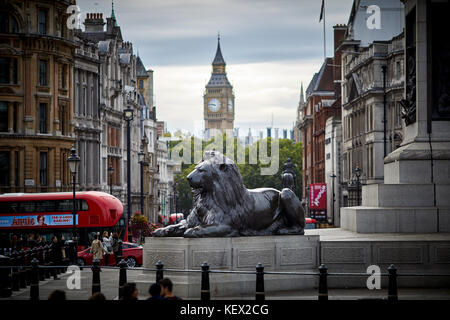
[137,235,320,299]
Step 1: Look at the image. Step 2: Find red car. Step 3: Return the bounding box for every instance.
[77,242,143,268]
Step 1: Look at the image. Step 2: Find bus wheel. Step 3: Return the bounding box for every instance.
[126,257,137,268]
[77,258,85,266]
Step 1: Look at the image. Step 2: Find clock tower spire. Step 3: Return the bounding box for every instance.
[204,36,235,139]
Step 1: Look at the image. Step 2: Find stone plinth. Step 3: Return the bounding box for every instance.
[309,228,450,288]
[136,235,319,298]
[340,0,450,234]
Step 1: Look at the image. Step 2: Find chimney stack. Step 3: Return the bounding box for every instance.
[84,12,105,32]
[333,24,347,96]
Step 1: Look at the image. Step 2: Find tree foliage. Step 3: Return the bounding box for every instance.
[171,136,302,214]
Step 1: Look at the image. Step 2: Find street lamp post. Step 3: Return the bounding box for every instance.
[330,173,337,226]
[305,185,310,218]
[108,163,114,195]
[138,144,146,216]
[123,106,134,242]
[355,166,362,206]
[67,147,80,265]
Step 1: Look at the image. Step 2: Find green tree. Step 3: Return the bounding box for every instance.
[174,138,302,213]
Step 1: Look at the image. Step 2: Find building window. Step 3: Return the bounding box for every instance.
[0,57,18,84]
[0,12,19,33]
[0,12,9,33]
[139,80,144,89]
[396,102,402,127]
[38,9,47,35]
[61,64,67,89]
[39,152,48,186]
[39,103,47,133]
[0,57,9,83]
[82,87,86,115]
[0,101,7,132]
[12,58,17,84]
[14,151,19,186]
[0,151,9,186]
[13,102,17,132]
[39,60,47,86]
[60,105,66,135]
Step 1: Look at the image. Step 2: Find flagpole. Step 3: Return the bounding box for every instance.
[323,0,326,60]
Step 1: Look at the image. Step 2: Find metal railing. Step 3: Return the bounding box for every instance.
[1,251,450,301]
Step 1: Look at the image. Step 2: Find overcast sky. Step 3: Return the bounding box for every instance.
[77,0,354,135]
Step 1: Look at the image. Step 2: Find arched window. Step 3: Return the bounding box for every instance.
[0,12,20,33]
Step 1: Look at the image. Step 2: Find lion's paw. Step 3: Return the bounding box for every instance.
[152,228,166,237]
[183,228,198,238]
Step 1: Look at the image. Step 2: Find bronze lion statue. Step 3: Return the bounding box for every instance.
[153,151,305,237]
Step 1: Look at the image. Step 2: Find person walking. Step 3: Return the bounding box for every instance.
[111,232,120,265]
[51,236,62,265]
[27,234,36,248]
[91,234,104,264]
[102,231,112,266]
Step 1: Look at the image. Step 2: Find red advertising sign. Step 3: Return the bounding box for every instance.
[309,183,327,210]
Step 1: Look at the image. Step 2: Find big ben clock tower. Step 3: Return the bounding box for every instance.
[204,36,235,138]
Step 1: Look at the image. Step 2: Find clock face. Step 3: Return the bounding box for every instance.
[208,98,221,112]
[228,98,233,112]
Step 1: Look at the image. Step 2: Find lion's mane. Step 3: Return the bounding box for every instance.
[186,151,253,231]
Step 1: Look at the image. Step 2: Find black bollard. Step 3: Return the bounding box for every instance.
[31,247,37,260]
[118,259,127,299]
[0,255,12,298]
[25,249,32,286]
[38,246,45,281]
[155,260,164,282]
[44,245,50,279]
[38,245,43,261]
[11,250,20,291]
[117,240,123,263]
[61,242,69,273]
[38,258,45,282]
[255,263,265,301]
[19,249,27,289]
[55,245,61,275]
[91,259,101,294]
[388,264,398,301]
[201,262,210,301]
[30,258,39,301]
[318,264,328,301]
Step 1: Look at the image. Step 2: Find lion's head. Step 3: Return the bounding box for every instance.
[186,151,252,227]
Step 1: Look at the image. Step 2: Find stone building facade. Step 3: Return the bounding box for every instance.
[340,33,404,205]
[73,34,101,191]
[341,0,450,234]
[0,0,76,193]
[79,11,146,218]
[298,28,345,200]
[136,55,159,221]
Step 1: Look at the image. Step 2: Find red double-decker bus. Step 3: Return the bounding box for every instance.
[0,191,127,250]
